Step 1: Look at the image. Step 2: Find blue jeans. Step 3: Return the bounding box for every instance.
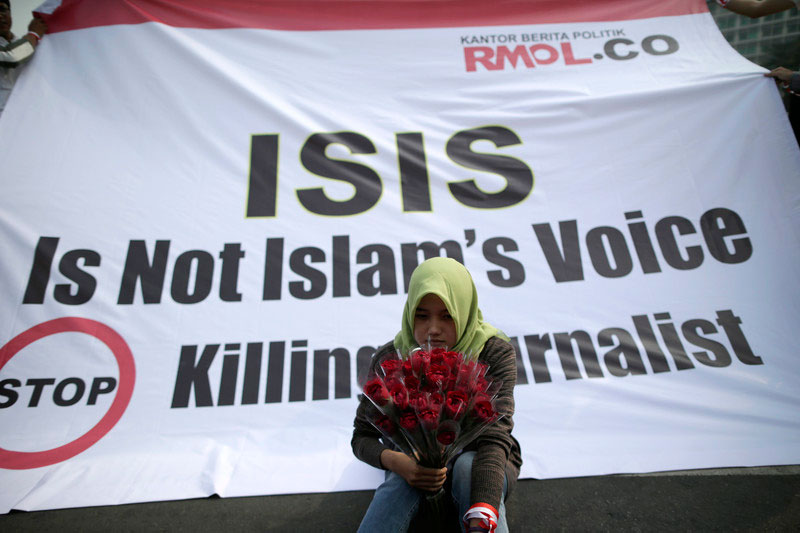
[357,452,509,533]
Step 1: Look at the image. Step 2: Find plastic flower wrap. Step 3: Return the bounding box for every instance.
[362,346,503,469]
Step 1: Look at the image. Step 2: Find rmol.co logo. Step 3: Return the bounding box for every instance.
[464,34,680,72]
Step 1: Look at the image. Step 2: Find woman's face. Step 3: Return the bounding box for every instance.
[413,293,457,349]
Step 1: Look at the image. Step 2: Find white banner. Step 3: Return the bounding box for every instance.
[1,0,799,513]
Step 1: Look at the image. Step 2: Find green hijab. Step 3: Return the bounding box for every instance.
[394,257,507,358]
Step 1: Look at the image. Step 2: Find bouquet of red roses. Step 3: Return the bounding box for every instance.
[362,346,503,470]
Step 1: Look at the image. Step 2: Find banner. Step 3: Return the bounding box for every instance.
[1,0,799,513]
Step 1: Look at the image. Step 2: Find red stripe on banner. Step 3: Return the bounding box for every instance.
[43,0,709,34]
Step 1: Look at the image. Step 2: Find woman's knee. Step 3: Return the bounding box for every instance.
[453,451,475,477]
[451,452,475,495]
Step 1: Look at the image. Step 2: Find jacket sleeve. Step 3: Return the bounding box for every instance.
[351,342,396,470]
[470,337,518,510]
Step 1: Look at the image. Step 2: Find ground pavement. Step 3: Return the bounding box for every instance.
[3,465,799,531]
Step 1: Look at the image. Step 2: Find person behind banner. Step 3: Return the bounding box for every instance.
[765,67,800,94]
[351,257,523,533]
[765,66,800,145]
[714,1,800,145]
[1,0,47,116]
[714,0,798,17]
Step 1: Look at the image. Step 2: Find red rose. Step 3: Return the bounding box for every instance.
[411,351,430,376]
[418,408,440,430]
[475,377,489,394]
[374,414,395,434]
[445,390,468,420]
[384,374,403,391]
[364,378,389,407]
[443,351,460,370]
[420,379,439,393]
[430,348,445,365]
[380,358,402,377]
[455,361,477,387]
[402,359,414,377]
[390,383,409,410]
[426,363,449,386]
[408,390,425,411]
[454,382,471,396]
[436,419,459,445]
[399,409,418,430]
[429,392,444,410]
[436,429,456,445]
[472,398,495,423]
[404,375,420,390]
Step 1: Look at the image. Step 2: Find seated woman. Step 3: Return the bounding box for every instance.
[351,257,522,533]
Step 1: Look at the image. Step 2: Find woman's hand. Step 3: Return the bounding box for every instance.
[380,449,447,492]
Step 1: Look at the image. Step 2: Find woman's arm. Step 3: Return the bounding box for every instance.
[351,344,395,469]
[469,338,519,511]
